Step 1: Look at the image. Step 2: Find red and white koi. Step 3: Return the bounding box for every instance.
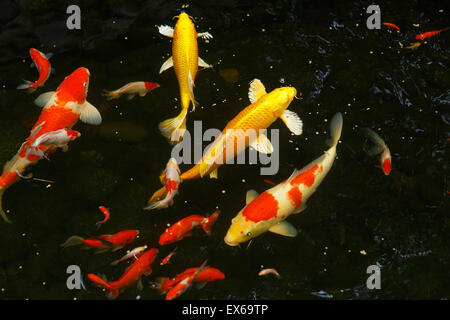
[96,206,111,229]
[110,245,148,266]
[159,210,220,245]
[88,248,158,299]
[144,158,180,210]
[0,67,102,223]
[363,128,391,175]
[224,113,343,246]
[102,81,159,100]
[165,260,208,300]
[17,48,53,92]
[61,230,139,253]
[160,247,177,265]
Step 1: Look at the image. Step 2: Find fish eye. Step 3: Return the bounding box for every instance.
[83,82,87,87]
[245,231,251,237]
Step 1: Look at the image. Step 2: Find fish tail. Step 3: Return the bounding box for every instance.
[158,108,188,144]
[102,90,120,100]
[154,277,171,294]
[328,112,343,147]
[16,80,32,90]
[362,128,386,155]
[146,186,168,208]
[0,187,12,224]
[202,209,220,235]
[60,236,85,248]
[87,274,118,298]
[143,197,170,211]
[0,164,22,223]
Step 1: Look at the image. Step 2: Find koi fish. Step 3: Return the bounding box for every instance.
[415,28,447,40]
[157,12,213,143]
[0,67,102,223]
[160,247,177,265]
[362,128,391,175]
[224,112,343,246]
[110,245,148,266]
[88,248,158,299]
[96,206,111,229]
[144,158,180,210]
[383,22,400,32]
[258,268,281,279]
[146,79,302,207]
[155,266,225,295]
[17,48,53,92]
[159,210,220,245]
[25,128,81,159]
[102,81,159,100]
[165,260,208,300]
[61,230,139,253]
[404,42,422,50]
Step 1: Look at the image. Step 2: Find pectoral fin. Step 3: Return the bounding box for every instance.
[248,79,267,103]
[246,190,259,204]
[280,110,303,135]
[80,101,102,125]
[137,279,143,291]
[159,56,173,74]
[158,25,174,37]
[293,203,307,214]
[198,32,213,39]
[188,71,198,111]
[249,134,273,154]
[198,57,212,69]
[34,91,56,108]
[209,168,218,179]
[268,221,298,237]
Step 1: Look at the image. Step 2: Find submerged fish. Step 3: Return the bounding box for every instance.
[224,113,343,246]
[258,268,282,279]
[415,28,447,40]
[362,128,391,175]
[17,48,53,92]
[383,22,400,32]
[102,81,159,100]
[157,12,213,143]
[165,260,208,300]
[146,79,302,207]
[0,67,102,223]
[404,42,422,50]
[61,230,139,253]
[110,245,148,266]
[96,206,111,229]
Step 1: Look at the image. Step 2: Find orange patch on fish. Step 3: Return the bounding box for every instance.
[290,164,321,187]
[287,187,302,208]
[242,191,279,222]
[382,158,391,175]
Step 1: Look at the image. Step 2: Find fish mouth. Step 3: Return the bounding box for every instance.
[224,237,239,247]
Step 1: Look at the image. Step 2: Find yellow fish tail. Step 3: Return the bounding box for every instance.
[0,187,12,223]
[147,186,167,205]
[102,90,120,101]
[159,108,188,144]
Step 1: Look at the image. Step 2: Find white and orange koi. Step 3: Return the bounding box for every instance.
[157,12,213,143]
[110,245,148,266]
[102,81,159,100]
[144,158,180,210]
[224,112,343,246]
[165,260,208,300]
[0,67,102,223]
[362,128,391,175]
[17,48,54,92]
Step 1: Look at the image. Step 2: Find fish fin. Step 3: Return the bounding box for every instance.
[280,110,303,135]
[328,112,343,147]
[80,101,102,125]
[137,279,143,291]
[159,56,173,74]
[209,168,218,179]
[159,108,188,143]
[198,57,212,69]
[154,277,170,294]
[50,67,56,74]
[34,91,56,108]
[126,94,136,100]
[196,282,207,289]
[139,91,147,97]
[45,52,53,59]
[0,188,13,223]
[143,198,169,210]
[16,80,32,90]
[158,25,174,37]
[60,236,84,248]
[197,32,213,39]
[102,89,120,100]
[199,133,229,177]
[249,133,274,154]
[61,145,69,152]
[29,121,46,139]
[147,186,168,205]
[188,71,197,111]
[268,221,298,237]
[293,203,307,214]
[94,248,111,254]
[246,190,259,204]
[248,79,267,103]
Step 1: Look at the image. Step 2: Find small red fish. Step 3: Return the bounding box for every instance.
[159,210,220,245]
[415,28,447,40]
[88,248,158,299]
[96,206,111,229]
[17,48,53,92]
[155,266,225,294]
[61,230,139,252]
[383,22,400,32]
[165,260,208,300]
[160,248,177,265]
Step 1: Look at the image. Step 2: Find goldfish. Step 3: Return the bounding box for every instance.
[102,81,159,100]
[415,28,447,40]
[146,79,302,207]
[258,268,282,279]
[383,22,400,32]
[362,128,391,175]
[159,210,220,245]
[110,245,148,266]
[404,42,422,50]
[0,67,102,223]
[96,206,111,229]
[17,48,53,92]
[157,12,213,143]
[224,112,343,246]
[88,248,158,299]
[165,260,208,300]
[160,247,177,265]
[156,266,225,295]
[144,158,180,211]
[61,230,139,253]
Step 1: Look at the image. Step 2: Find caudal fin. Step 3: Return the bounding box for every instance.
[60,236,84,248]
[143,198,170,211]
[87,274,119,299]
[102,90,120,101]
[328,112,343,147]
[146,186,168,208]
[17,80,35,93]
[0,187,12,223]
[154,277,173,295]
[159,108,188,144]
[202,210,220,235]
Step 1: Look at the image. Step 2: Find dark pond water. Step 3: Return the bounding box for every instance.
[0,0,449,300]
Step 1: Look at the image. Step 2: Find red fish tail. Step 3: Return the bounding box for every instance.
[60,235,85,248]
[201,210,220,235]
[155,277,173,294]
[87,274,119,298]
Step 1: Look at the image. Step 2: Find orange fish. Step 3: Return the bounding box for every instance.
[165,260,208,300]
[160,247,177,265]
[404,42,422,50]
[88,248,158,299]
[96,206,111,229]
[383,22,400,32]
[156,266,225,294]
[17,48,53,92]
[61,230,139,252]
[159,210,220,245]
[0,67,102,223]
[416,28,447,40]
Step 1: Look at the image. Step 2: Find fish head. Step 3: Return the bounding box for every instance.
[57,67,90,105]
[141,248,159,265]
[167,158,180,172]
[159,231,174,246]
[175,12,195,31]
[144,82,160,91]
[267,86,297,115]
[224,210,269,246]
